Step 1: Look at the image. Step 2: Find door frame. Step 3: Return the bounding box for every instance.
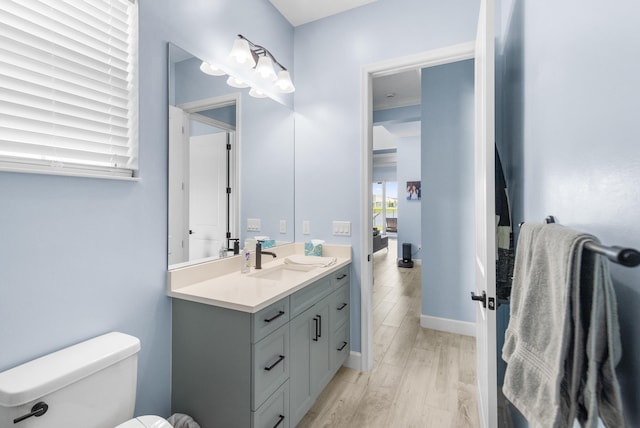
[173,93,241,265]
[359,42,475,371]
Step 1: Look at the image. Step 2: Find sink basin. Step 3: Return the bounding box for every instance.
[250,264,317,281]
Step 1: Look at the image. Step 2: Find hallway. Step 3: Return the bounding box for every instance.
[298,239,480,427]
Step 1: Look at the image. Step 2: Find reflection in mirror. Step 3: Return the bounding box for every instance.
[168,98,238,267]
[168,43,295,269]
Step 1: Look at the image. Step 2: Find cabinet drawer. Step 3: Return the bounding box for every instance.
[331,283,350,330]
[290,277,331,318]
[331,266,350,289]
[330,322,350,371]
[253,381,290,428]
[253,324,289,410]
[253,298,290,343]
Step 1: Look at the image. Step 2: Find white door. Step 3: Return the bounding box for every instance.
[189,132,228,260]
[168,105,189,265]
[473,0,497,427]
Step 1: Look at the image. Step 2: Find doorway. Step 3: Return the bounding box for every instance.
[360,43,476,371]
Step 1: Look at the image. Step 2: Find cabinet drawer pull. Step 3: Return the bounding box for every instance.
[337,274,347,280]
[264,355,285,371]
[264,310,285,323]
[273,414,285,428]
[337,341,348,351]
[313,317,319,341]
[337,302,347,310]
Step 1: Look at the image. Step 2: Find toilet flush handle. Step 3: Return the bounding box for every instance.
[13,401,49,424]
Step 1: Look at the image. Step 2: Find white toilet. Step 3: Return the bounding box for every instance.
[0,332,172,428]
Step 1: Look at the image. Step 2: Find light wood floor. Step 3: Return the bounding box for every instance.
[298,239,480,428]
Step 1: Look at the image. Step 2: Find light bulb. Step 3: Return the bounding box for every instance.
[249,87,267,98]
[200,61,225,76]
[275,70,295,93]
[226,76,249,88]
[255,56,277,81]
[229,38,256,68]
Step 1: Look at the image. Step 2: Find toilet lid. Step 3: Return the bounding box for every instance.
[115,415,172,428]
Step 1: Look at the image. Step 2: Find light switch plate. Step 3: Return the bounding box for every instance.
[247,218,261,232]
[332,221,351,236]
[303,220,310,235]
[280,220,286,234]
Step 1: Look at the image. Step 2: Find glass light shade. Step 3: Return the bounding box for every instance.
[226,75,249,88]
[199,61,226,76]
[229,38,256,67]
[249,87,267,98]
[275,70,295,93]
[255,56,277,81]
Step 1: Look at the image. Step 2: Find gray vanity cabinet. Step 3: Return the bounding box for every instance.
[290,297,331,425]
[172,298,291,428]
[171,263,350,428]
[289,266,350,426]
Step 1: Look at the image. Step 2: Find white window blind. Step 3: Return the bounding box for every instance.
[0,0,139,179]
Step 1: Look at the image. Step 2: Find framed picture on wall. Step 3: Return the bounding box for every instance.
[406,181,421,200]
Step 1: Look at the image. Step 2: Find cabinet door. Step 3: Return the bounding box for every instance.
[309,300,331,395]
[290,306,314,425]
[289,296,331,426]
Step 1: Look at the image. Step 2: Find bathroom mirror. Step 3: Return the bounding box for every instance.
[168,43,295,269]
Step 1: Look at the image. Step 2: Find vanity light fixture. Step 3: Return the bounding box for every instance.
[226,75,249,88]
[228,34,295,96]
[199,61,226,76]
[248,87,267,98]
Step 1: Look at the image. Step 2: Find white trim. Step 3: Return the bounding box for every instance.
[344,351,362,371]
[360,41,475,372]
[420,315,476,337]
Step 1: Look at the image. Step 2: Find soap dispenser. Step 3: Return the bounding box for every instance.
[218,245,227,259]
[241,244,251,273]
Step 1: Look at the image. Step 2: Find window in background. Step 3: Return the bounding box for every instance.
[372,181,398,233]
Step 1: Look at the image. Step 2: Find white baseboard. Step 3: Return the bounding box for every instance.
[344,351,362,370]
[420,314,475,337]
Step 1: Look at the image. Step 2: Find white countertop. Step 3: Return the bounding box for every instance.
[167,243,351,313]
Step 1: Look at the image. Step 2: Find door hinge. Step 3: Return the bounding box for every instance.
[226,187,231,194]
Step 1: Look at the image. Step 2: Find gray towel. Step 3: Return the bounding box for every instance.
[502,223,624,428]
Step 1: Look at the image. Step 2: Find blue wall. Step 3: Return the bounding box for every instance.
[0,0,293,418]
[396,137,422,260]
[500,0,640,425]
[293,0,479,352]
[421,59,475,323]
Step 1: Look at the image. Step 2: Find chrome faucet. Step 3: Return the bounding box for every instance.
[255,241,276,269]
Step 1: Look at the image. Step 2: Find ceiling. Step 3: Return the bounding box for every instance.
[269,0,379,27]
[372,70,421,111]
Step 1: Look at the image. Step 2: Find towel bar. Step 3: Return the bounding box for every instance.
[525,216,640,267]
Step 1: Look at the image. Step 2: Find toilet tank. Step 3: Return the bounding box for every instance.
[0,332,141,428]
